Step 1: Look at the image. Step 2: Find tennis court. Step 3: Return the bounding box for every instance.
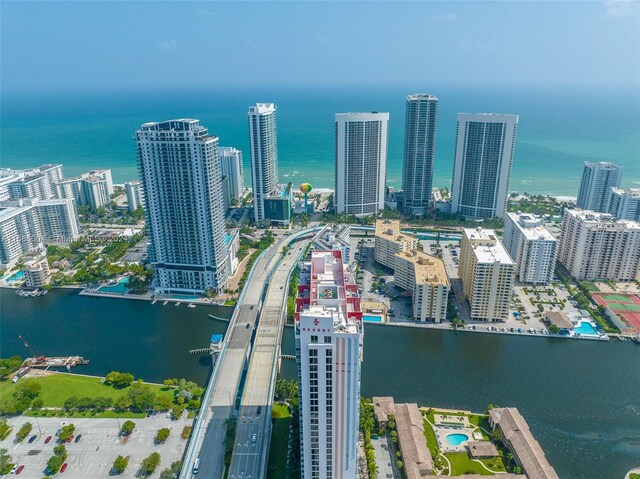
[592,293,640,332]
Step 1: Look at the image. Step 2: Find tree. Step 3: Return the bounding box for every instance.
[396,460,404,470]
[114,396,132,411]
[139,452,161,476]
[0,448,12,472]
[155,428,170,443]
[58,424,75,443]
[14,380,41,402]
[47,455,64,474]
[171,405,185,420]
[120,420,135,436]
[0,356,23,378]
[128,381,156,411]
[15,422,33,442]
[159,461,182,479]
[53,444,67,457]
[549,324,560,334]
[155,394,173,411]
[113,455,129,474]
[31,398,44,410]
[105,371,134,388]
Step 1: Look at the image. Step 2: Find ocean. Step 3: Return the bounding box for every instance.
[2,86,639,195]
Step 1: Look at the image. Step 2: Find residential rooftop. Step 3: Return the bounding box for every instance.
[375,219,416,246]
[463,228,514,265]
[507,212,557,241]
[395,249,449,287]
[565,209,640,230]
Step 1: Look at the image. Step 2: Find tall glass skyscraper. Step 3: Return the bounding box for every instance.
[402,94,438,216]
[576,161,623,213]
[334,112,389,216]
[136,119,230,295]
[248,103,279,223]
[450,113,518,219]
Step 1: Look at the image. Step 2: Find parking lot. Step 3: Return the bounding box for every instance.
[1,415,188,478]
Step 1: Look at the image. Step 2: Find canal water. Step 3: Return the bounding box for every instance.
[2,289,639,478]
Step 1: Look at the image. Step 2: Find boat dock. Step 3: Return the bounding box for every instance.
[23,356,89,369]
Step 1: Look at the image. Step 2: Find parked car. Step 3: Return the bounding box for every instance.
[44,436,52,444]
[66,435,74,443]
[60,463,68,473]
[74,434,82,443]
[10,465,18,474]
[15,465,24,475]
[28,435,37,443]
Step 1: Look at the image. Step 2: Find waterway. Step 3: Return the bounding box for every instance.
[2,289,639,478]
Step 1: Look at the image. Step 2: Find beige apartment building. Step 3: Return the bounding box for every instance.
[374,219,417,270]
[558,209,640,281]
[395,250,449,322]
[459,228,515,322]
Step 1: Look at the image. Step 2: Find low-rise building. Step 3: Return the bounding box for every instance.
[467,441,499,459]
[489,407,559,479]
[371,397,433,479]
[312,224,351,263]
[558,209,640,281]
[503,212,558,285]
[374,219,417,270]
[459,228,516,322]
[23,256,51,288]
[263,183,292,226]
[394,250,449,322]
[543,312,574,333]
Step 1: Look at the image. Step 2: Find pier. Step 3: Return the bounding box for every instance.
[23,356,89,369]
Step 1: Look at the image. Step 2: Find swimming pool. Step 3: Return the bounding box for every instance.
[5,271,24,282]
[445,433,469,446]
[363,315,382,323]
[574,320,599,336]
[98,277,130,294]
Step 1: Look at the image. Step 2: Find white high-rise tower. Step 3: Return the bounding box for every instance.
[334,112,389,216]
[136,119,230,295]
[219,147,244,203]
[295,250,363,479]
[248,103,278,223]
[577,162,623,213]
[402,94,438,216]
[450,113,518,219]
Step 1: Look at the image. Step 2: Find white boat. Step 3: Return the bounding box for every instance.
[162,301,168,306]
[175,302,181,307]
[187,303,196,308]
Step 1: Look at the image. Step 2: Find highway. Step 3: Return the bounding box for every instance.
[180,228,317,479]
[228,238,310,479]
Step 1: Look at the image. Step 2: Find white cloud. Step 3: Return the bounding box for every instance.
[603,0,640,16]
[430,13,457,22]
[159,40,177,52]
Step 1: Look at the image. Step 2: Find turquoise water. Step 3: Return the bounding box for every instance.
[5,271,24,282]
[170,294,202,301]
[2,87,638,195]
[445,433,469,446]
[98,276,129,293]
[574,320,599,336]
[363,315,383,323]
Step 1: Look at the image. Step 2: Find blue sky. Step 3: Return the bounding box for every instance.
[2,1,639,92]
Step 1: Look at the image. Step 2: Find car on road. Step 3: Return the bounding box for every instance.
[15,465,24,475]
[74,434,82,443]
[45,435,52,444]
[246,323,250,329]
[252,433,257,442]
[257,406,262,415]
[60,463,68,473]
[28,435,37,443]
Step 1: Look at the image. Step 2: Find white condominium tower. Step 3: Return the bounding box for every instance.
[402,94,438,216]
[124,180,144,213]
[558,209,640,281]
[459,228,516,322]
[295,250,363,479]
[503,212,558,285]
[450,113,518,219]
[136,119,230,295]
[608,187,640,221]
[576,162,622,213]
[334,112,389,216]
[248,103,278,223]
[219,147,244,202]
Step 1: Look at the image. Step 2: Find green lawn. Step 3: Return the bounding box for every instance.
[581,282,600,292]
[26,409,147,419]
[629,473,640,479]
[610,303,640,312]
[421,417,439,459]
[446,452,495,475]
[0,373,173,408]
[272,403,290,419]
[266,416,291,479]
